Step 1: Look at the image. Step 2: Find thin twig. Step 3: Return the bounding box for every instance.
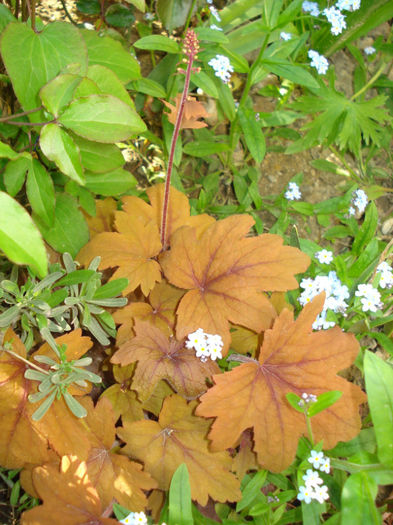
[0,106,43,122]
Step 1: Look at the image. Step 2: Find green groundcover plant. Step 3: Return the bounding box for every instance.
[0,0,392,524]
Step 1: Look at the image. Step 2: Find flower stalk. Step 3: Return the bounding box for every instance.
[160,29,199,251]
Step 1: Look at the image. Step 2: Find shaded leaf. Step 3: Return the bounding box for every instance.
[85,168,137,196]
[26,159,55,227]
[73,136,124,174]
[83,198,117,237]
[20,456,119,525]
[196,295,366,472]
[117,395,241,505]
[111,320,220,401]
[161,215,309,352]
[162,94,209,129]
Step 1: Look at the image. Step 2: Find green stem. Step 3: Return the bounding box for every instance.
[0,106,43,122]
[183,0,197,36]
[305,413,314,446]
[351,62,387,101]
[328,145,361,182]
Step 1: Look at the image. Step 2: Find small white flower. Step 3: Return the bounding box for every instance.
[351,189,368,214]
[315,249,333,264]
[376,263,393,289]
[186,328,206,349]
[364,46,376,55]
[302,1,320,16]
[303,469,323,487]
[210,24,223,31]
[120,512,148,525]
[308,450,324,469]
[83,22,95,30]
[208,54,234,84]
[297,485,315,504]
[209,5,221,21]
[308,49,329,75]
[280,31,292,41]
[314,484,329,503]
[143,12,155,21]
[284,182,302,200]
[320,457,330,473]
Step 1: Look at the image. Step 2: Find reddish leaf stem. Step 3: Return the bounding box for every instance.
[160,30,198,251]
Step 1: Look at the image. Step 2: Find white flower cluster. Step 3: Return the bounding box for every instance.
[280,31,292,41]
[308,50,329,75]
[336,0,361,10]
[210,24,222,31]
[284,182,302,201]
[376,262,393,289]
[186,328,223,361]
[323,6,346,35]
[364,46,376,55]
[299,271,349,329]
[302,1,320,16]
[349,189,368,216]
[298,451,330,504]
[208,54,234,84]
[355,284,381,313]
[298,392,317,408]
[120,512,148,525]
[209,5,221,22]
[315,249,333,265]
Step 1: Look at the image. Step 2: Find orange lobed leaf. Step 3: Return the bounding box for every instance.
[20,455,118,525]
[162,94,209,129]
[117,394,241,505]
[83,197,117,238]
[79,397,157,511]
[77,184,214,296]
[196,294,366,472]
[111,320,220,402]
[113,280,184,345]
[161,214,310,352]
[0,329,51,468]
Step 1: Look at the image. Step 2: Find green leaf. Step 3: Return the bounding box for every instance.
[0,191,47,277]
[156,0,195,32]
[236,470,267,512]
[183,141,230,157]
[37,193,89,257]
[26,159,55,227]
[92,278,128,299]
[128,78,166,98]
[238,107,266,163]
[364,351,393,468]
[194,27,229,44]
[328,428,376,457]
[370,332,393,357]
[168,464,193,525]
[1,22,87,123]
[262,59,319,89]
[133,35,180,53]
[31,390,57,421]
[352,202,378,255]
[0,4,15,35]
[40,123,85,185]
[124,0,144,11]
[308,391,342,417]
[40,74,82,117]
[286,392,304,413]
[72,135,124,174]
[85,168,137,195]
[82,30,141,83]
[0,141,19,159]
[3,156,30,196]
[105,4,135,27]
[86,64,135,107]
[63,391,88,418]
[190,70,219,98]
[58,94,146,143]
[341,472,381,525]
[76,0,100,14]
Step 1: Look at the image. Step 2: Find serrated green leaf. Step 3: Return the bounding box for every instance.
[86,64,135,107]
[3,157,30,196]
[1,22,87,123]
[364,351,393,468]
[58,94,146,142]
[37,193,89,257]
[39,73,82,117]
[82,30,141,83]
[85,168,137,195]
[26,159,55,227]
[0,191,47,277]
[40,123,85,184]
